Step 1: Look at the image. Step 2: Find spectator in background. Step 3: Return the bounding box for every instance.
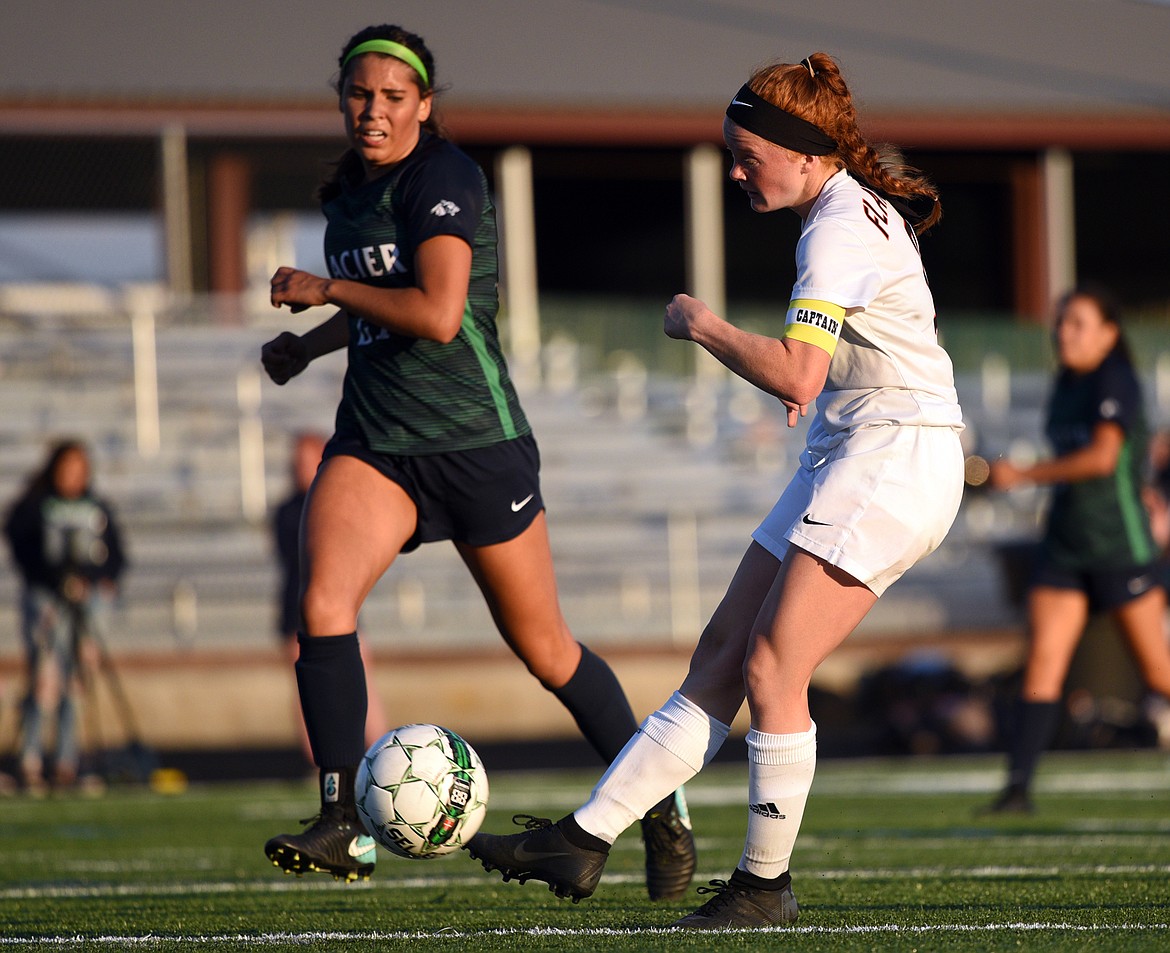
[984,284,1170,813]
[3,439,126,795]
[272,430,386,764]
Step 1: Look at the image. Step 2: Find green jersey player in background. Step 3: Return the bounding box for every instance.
[985,284,1170,813]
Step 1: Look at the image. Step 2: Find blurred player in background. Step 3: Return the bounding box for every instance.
[271,430,386,764]
[469,52,965,929]
[3,439,126,795]
[1144,427,1170,577]
[259,23,693,897]
[983,284,1170,813]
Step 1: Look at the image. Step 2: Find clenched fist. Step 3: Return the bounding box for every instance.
[261,332,310,385]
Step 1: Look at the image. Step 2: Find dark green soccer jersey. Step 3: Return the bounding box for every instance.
[1041,350,1156,570]
[324,133,530,454]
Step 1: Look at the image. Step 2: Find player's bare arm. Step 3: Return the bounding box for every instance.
[270,235,471,344]
[990,421,1125,490]
[665,292,830,425]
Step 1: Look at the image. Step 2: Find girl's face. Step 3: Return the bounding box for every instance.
[1054,295,1119,373]
[722,118,827,217]
[52,447,89,499]
[341,53,432,180]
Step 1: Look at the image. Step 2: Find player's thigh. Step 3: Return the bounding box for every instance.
[1020,585,1089,699]
[456,512,579,683]
[680,540,781,725]
[1113,585,1170,693]
[300,454,417,631]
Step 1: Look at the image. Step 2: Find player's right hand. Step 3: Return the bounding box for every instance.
[261,332,309,385]
[664,293,710,341]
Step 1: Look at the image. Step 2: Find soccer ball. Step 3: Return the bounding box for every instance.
[356,723,489,860]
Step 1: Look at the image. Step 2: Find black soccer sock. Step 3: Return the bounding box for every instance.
[731,866,792,892]
[549,643,638,764]
[295,632,368,780]
[318,764,358,816]
[557,812,612,854]
[1006,699,1062,792]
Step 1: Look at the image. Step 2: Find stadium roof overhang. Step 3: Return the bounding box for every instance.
[3,98,1170,151]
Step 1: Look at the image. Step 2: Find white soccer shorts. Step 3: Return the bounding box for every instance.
[751,424,964,596]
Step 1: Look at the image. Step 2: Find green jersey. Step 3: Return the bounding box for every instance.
[1042,351,1156,570]
[324,133,530,454]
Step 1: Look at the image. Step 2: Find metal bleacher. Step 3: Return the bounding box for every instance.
[0,289,1050,666]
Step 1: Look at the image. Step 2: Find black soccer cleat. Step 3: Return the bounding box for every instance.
[978,783,1034,816]
[264,806,377,883]
[641,789,697,901]
[672,870,799,930]
[465,814,609,903]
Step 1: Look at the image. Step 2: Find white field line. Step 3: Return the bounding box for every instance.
[2,921,1169,945]
[472,770,1170,812]
[4,862,1170,902]
[5,831,1165,875]
[7,820,1168,872]
[231,764,1170,819]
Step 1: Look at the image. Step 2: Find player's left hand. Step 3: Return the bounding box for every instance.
[261,332,310,384]
[270,266,330,314]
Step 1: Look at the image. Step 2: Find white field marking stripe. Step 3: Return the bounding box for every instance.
[1071,817,1170,831]
[793,771,1169,797]
[2,922,1169,945]
[810,863,1170,880]
[238,765,1170,819]
[798,833,1170,851]
[478,771,1170,811]
[4,863,1169,902]
[9,827,1165,871]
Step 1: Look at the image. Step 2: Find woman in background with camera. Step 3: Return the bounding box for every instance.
[4,438,126,795]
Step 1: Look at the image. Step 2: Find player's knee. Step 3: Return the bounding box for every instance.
[743,650,805,707]
[529,642,582,688]
[521,644,577,687]
[298,586,358,636]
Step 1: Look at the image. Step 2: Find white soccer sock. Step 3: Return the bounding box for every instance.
[738,722,817,879]
[574,690,731,844]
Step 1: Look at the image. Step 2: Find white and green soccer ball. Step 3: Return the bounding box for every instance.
[356,723,489,859]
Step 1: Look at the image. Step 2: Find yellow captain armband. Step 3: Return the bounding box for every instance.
[783,298,845,357]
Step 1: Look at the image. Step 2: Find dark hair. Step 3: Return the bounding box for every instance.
[1055,281,1133,366]
[11,438,90,509]
[318,24,442,203]
[747,53,941,234]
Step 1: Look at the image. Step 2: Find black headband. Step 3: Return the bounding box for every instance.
[725,83,837,156]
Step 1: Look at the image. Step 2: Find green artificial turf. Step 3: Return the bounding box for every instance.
[3,750,1168,952]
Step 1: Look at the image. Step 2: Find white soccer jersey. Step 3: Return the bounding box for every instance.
[752,169,965,591]
[785,169,963,437]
